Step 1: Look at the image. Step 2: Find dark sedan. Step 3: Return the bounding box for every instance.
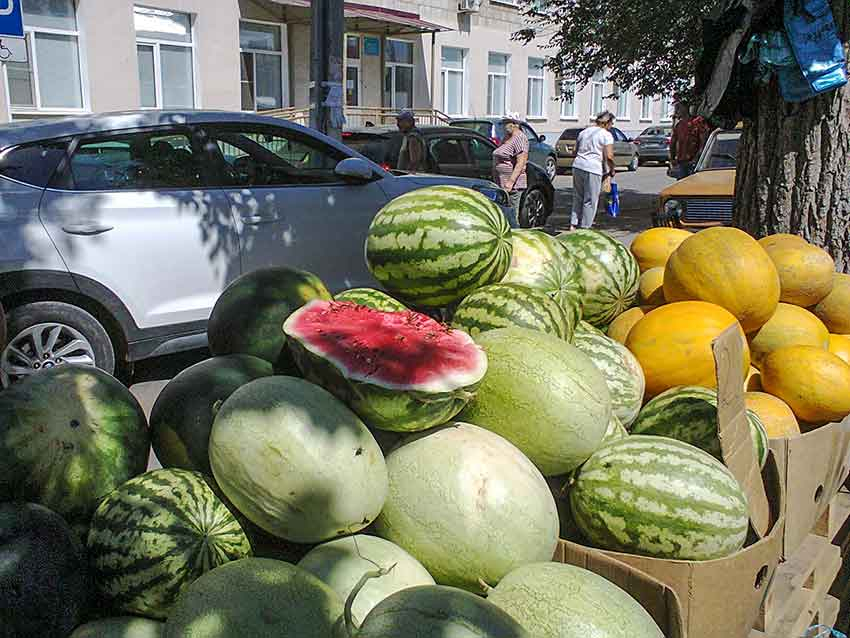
[634,125,673,165]
[343,126,555,229]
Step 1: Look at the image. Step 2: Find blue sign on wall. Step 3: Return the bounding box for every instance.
[363,37,380,56]
[0,0,24,38]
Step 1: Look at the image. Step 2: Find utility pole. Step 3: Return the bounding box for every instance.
[310,0,345,139]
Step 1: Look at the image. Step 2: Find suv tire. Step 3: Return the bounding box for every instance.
[1,301,115,387]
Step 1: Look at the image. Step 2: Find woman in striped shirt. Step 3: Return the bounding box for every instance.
[493,114,529,223]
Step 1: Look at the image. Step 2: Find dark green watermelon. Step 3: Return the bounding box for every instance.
[0,366,150,535]
[150,355,273,474]
[0,502,90,638]
[207,267,332,370]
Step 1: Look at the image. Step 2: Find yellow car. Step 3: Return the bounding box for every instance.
[655,129,742,228]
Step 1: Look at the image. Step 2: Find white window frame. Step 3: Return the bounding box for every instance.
[239,19,289,113]
[344,33,362,107]
[526,57,545,120]
[384,38,415,110]
[559,78,577,120]
[590,77,604,118]
[640,95,653,122]
[486,52,511,117]
[440,46,467,117]
[614,84,630,119]
[135,7,199,110]
[661,95,674,122]
[5,2,90,117]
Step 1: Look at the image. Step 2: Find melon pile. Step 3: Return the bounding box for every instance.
[2,185,848,637]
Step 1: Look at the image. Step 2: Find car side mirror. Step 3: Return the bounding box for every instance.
[335,157,375,182]
[538,134,546,142]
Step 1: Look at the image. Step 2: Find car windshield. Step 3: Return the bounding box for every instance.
[696,131,741,171]
[451,121,493,138]
[559,128,583,141]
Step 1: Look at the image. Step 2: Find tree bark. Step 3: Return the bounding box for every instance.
[734,0,850,271]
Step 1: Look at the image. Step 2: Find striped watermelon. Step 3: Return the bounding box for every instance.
[631,386,768,468]
[87,468,252,620]
[572,329,645,428]
[451,283,571,340]
[365,186,512,307]
[502,229,584,331]
[557,230,640,328]
[574,320,606,337]
[570,435,749,560]
[335,288,408,312]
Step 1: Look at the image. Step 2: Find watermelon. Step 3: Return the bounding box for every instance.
[0,366,149,536]
[458,327,611,475]
[356,585,529,638]
[557,229,640,327]
[297,534,434,624]
[487,562,664,638]
[283,300,488,432]
[162,558,344,638]
[207,266,331,369]
[502,229,584,329]
[210,376,388,543]
[0,502,89,638]
[603,413,629,443]
[574,319,606,336]
[87,468,252,620]
[70,617,164,638]
[373,423,558,591]
[570,435,750,560]
[450,282,572,340]
[631,386,768,468]
[572,328,646,427]
[150,355,273,474]
[334,287,407,311]
[365,185,513,307]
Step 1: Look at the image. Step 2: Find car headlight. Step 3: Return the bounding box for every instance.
[664,199,684,218]
[474,185,510,207]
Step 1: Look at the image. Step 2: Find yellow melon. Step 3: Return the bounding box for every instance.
[812,273,850,334]
[760,345,850,425]
[638,267,665,306]
[828,334,850,365]
[663,227,780,333]
[630,228,692,272]
[745,366,762,391]
[757,233,808,251]
[764,242,834,307]
[626,301,749,398]
[607,306,651,344]
[744,392,800,438]
[747,303,829,367]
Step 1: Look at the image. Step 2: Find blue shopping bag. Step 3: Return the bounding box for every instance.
[607,181,620,218]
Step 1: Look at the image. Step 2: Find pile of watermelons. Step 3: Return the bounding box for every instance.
[1,185,849,638]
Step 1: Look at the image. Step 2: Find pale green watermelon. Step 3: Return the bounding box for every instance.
[458,327,611,475]
[557,230,640,327]
[334,288,408,312]
[70,617,164,638]
[570,435,749,560]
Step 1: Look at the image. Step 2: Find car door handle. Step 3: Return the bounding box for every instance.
[241,215,277,225]
[62,223,114,236]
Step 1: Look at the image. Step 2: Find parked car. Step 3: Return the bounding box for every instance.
[555,126,639,173]
[343,125,554,229]
[448,117,558,182]
[0,110,517,387]
[633,125,673,165]
[655,128,742,229]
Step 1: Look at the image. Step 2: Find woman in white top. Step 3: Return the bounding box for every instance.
[571,111,617,229]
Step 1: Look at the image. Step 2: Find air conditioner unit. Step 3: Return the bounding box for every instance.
[458,0,481,13]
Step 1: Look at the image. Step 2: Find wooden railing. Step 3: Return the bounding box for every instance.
[262,106,453,129]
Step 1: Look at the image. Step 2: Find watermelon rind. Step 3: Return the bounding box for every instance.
[87,468,252,620]
[334,287,408,312]
[451,282,572,340]
[602,413,629,444]
[570,435,750,561]
[365,185,513,307]
[557,229,640,328]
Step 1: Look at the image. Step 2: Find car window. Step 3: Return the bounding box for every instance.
[468,137,495,173]
[67,129,203,191]
[520,124,537,142]
[697,132,741,171]
[451,121,492,139]
[0,140,68,188]
[204,125,347,187]
[640,127,657,136]
[429,138,473,170]
[559,128,582,141]
[612,128,627,142]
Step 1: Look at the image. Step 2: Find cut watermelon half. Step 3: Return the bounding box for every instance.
[283,300,487,432]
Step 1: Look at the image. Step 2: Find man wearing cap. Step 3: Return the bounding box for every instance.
[396,110,425,173]
[493,114,529,220]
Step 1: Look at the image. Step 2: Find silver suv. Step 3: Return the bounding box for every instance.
[0,110,515,386]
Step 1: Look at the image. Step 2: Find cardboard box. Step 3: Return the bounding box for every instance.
[769,415,850,557]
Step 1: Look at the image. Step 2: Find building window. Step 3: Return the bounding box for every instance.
[615,84,629,119]
[441,47,466,116]
[487,53,510,116]
[7,0,85,111]
[559,79,576,118]
[640,95,652,120]
[135,6,195,109]
[384,39,414,109]
[661,95,674,121]
[590,71,604,117]
[527,57,545,118]
[239,21,284,112]
[345,35,361,107]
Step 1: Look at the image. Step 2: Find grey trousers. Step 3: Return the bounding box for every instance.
[571,168,603,228]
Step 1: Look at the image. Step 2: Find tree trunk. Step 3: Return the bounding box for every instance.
[734,0,850,271]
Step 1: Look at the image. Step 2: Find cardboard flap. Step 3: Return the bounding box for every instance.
[713,325,770,537]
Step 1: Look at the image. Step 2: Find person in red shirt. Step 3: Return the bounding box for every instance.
[670,103,711,178]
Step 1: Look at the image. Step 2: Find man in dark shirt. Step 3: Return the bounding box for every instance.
[396,110,425,173]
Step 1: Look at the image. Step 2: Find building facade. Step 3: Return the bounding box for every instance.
[0,0,674,137]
